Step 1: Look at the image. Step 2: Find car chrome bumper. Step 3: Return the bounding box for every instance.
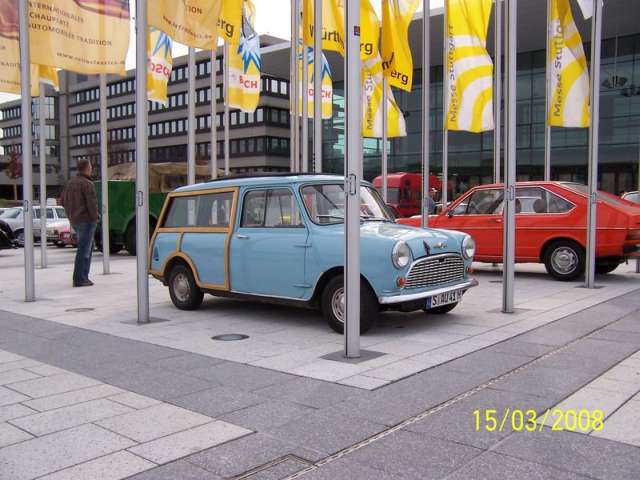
[378,278,479,305]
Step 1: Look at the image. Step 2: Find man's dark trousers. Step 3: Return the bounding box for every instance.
[72,222,96,285]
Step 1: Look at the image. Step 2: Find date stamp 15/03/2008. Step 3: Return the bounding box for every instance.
[472,408,605,433]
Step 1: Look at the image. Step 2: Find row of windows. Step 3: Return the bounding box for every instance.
[0,143,58,157]
[32,97,56,120]
[1,106,20,121]
[108,79,135,98]
[2,126,21,138]
[73,110,99,126]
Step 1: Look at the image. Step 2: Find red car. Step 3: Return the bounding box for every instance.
[372,172,442,218]
[55,225,78,248]
[398,182,640,280]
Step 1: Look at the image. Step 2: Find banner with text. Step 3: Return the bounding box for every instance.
[149,0,222,50]
[381,0,420,92]
[298,46,333,119]
[228,0,261,113]
[147,27,173,106]
[362,55,407,138]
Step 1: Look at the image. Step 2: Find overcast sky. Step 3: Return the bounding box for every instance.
[1,0,443,104]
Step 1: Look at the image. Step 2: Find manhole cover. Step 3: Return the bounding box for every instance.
[489,280,503,284]
[65,307,95,313]
[212,334,249,341]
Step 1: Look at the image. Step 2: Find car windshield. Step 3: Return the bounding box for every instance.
[562,183,635,208]
[301,184,393,224]
[0,207,21,219]
[622,192,640,204]
[55,208,67,219]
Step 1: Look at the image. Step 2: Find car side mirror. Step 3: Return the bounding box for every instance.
[447,209,454,218]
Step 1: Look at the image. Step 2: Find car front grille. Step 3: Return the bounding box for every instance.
[404,254,465,289]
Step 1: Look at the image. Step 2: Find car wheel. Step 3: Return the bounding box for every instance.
[543,240,585,281]
[168,263,203,310]
[125,223,136,256]
[321,275,378,334]
[15,230,24,246]
[595,258,621,275]
[422,302,458,314]
[55,241,66,248]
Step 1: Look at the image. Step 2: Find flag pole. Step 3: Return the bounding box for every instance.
[135,0,150,323]
[187,47,196,185]
[99,74,110,274]
[313,0,322,172]
[344,0,361,359]
[38,85,48,269]
[302,46,309,172]
[543,0,552,181]
[211,50,218,179]
[442,2,449,208]
[293,0,301,171]
[493,0,502,183]
[290,0,296,172]
[382,77,388,202]
[223,42,230,175]
[19,0,35,302]
[502,0,517,313]
[585,0,603,289]
[422,0,431,228]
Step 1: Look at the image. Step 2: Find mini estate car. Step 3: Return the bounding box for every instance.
[398,181,640,280]
[149,174,478,333]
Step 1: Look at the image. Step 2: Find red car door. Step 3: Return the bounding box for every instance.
[435,188,504,261]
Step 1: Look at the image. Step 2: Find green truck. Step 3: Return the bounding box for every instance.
[95,180,166,255]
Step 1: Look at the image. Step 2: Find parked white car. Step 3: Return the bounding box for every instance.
[0,206,70,245]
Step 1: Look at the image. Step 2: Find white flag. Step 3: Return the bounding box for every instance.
[576,0,595,19]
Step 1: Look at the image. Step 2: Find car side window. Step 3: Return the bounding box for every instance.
[465,189,503,215]
[547,191,574,213]
[242,189,303,228]
[164,192,234,228]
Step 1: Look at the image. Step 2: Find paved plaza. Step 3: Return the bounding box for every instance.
[0,248,639,479]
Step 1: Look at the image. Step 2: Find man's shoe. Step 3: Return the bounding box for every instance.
[73,280,94,287]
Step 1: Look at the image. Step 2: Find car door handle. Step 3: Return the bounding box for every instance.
[235,234,250,240]
[493,218,503,223]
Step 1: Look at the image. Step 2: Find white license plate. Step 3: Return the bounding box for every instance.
[426,289,464,309]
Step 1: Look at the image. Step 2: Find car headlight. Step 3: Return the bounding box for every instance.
[392,241,412,269]
[462,235,476,259]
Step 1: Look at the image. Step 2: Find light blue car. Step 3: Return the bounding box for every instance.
[149,174,478,333]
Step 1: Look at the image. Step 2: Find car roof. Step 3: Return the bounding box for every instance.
[467,181,574,189]
[174,173,359,193]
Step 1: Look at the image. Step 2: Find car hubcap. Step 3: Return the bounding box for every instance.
[173,273,191,302]
[331,287,345,324]
[552,247,578,274]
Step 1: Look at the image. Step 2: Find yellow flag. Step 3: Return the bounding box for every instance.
[445,0,494,133]
[302,0,379,60]
[228,0,261,113]
[362,56,407,138]
[219,0,243,44]
[381,0,420,92]
[548,0,590,128]
[0,2,58,95]
[27,0,130,75]
[298,47,333,119]
[149,0,222,50]
[147,27,173,106]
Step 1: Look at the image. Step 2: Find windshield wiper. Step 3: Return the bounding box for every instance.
[316,214,345,221]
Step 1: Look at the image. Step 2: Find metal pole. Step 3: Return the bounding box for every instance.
[99,74,110,274]
[302,46,309,172]
[493,0,502,183]
[211,51,218,179]
[421,0,431,228]
[293,0,301,171]
[19,0,34,302]
[313,0,322,172]
[135,0,149,323]
[224,42,230,175]
[344,0,361,358]
[187,47,196,185]
[38,86,47,269]
[382,77,388,202]
[442,3,449,207]
[502,0,516,313]
[543,0,552,181]
[290,0,296,172]
[585,0,603,289]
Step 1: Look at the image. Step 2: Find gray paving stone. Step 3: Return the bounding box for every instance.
[109,371,214,402]
[0,422,33,448]
[219,399,315,431]
[266,409,385,455]
[7,372,102,398]
[347,430,481,480]
[442,350,531,376]
[445,451,592,480]
[187,362,293,391]
[0,385,30,406]
[0,368,41,385]
[188,433,323,477]
[0,424,135,480]
[247,458,312,480]
[0,403,37,422]
[129,421,251,464]
[490,366,595,399]
[171,385,264,418]
[96,402,212,443]
[0,358,42,373]
[590,329,640,346]
[592,399,640,446]
[127,460,222,480]
[148,353,226,373]
[302,458,404,480]
[254,377,363,408]
[10,398,133,436]
[107,391,162,409]
[38,451,155,480]
[23,384,125,412]
[485,340,556,359]
[0,351,24,363]
[404,388,555,449]
[494,428,640,480]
